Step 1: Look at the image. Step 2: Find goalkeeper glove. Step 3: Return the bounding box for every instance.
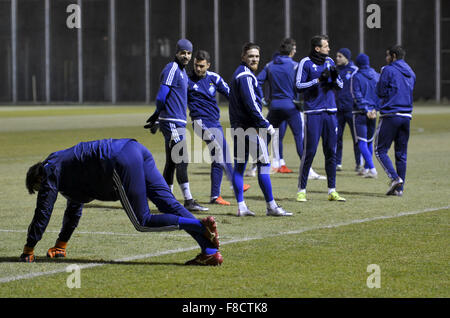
[144,120,159,134]
[19,245,35,263]
[47,239,67,258]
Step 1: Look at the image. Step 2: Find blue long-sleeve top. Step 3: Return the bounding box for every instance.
[229,62,270,129]
[295,56,343,113]
[336,61,359,112]
[351,65,381,113]
[187,71,230,123]
[26,138,134,247]
[376,59,416,117]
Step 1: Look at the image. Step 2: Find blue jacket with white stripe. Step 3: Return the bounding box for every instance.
[257,55,298,110]
[351,66,380,113]
[295,56,343,113]
[188,71,230,123]
[158,59,189,126]
[336,61,358,112]
[26,138,134,247]
[376,59,416,116]
[229,62,270,129]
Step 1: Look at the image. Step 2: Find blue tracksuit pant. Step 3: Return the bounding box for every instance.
[192,119,234,198]
[375,115,410,191]
[267,108,303,160]
[299,112,337,190]
[114,141,215,252]
[353,113,376,169]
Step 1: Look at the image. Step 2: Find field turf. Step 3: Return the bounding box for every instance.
[0,104,448,298]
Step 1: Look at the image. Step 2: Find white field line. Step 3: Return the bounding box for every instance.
[0,205,448,284]
[0,229,189,238]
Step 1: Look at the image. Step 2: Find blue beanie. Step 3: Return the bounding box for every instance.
[355,53,370,67]
[338,48,351,61]
[176,39,193,53]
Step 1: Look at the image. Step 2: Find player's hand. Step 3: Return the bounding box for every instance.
[261,98,269,107]
[329,66,338,81]
[367,109,377,119]
[47,240,67,258]
[267,125,276,136]
[319,69,330,83]
[146,112,159,123]
[19,245,35,263]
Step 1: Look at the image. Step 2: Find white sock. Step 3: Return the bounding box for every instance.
[279,159,286,166]
[370,168,377,174]
[179,182,193,200]
[238,201,247,211]
[298,188,306,193]
[328,188,336,195]
[169,184,174,193]
[272,159,280,168]
[267,200,278,209]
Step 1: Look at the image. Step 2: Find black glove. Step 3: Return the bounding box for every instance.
[319,68,330,83]
[329,66,338,82]
[144,113,160,134]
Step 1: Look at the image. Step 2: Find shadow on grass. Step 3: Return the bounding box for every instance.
[1,257,186,266]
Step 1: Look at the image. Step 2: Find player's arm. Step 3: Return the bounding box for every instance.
[350,75,366,112]
[239,75,273,132]
[376,66,391,98]
[47,200,83,258]
[296,61,319,93]
[216,76,230,100]
[20,173,59,262]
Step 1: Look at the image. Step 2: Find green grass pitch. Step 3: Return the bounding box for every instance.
[0,104,448,298]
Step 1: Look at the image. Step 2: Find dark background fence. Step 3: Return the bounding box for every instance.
[0,0,448,104]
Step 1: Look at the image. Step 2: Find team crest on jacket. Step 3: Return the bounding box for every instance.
[208,85,216,95]
[346,72,352,80]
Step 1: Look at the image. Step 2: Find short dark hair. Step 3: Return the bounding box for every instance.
[311,35,329,50]
[194,50,211,63]
[26,162,44,194]
[279,38,296,55]
[241,42,260,57]
[387,45,405,60]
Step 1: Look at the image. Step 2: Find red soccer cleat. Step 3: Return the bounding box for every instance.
[243,184,251,192]
[278,165,293,173]
[185,251,223,266]
[201,216,220,248]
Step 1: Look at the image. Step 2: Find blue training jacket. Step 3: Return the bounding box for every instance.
[295,56,343,113]
[336,61,358,112]
[257,55,298,110]
[187,71,230,123]
[376,59,416,117]
[229,62,270,129]
[158,59,189,126]
[26,138,135,247]
[351,65,381,113]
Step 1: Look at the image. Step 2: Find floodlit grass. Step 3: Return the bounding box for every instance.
[0,104,449,298]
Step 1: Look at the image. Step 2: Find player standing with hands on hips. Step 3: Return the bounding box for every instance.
[375,45,416,196]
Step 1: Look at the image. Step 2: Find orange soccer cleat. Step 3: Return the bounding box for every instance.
[278,165,293,173]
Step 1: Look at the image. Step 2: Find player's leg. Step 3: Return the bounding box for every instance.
[160,122,176,192]
[354,114,376,176]
[285,108,303,159]
[322,113,341,199]
[375,117,403,194]
[346,111,362,170]
[336,111,345,170]
[297,113,322,201]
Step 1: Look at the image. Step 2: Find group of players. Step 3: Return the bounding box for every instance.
[19,36,415,266]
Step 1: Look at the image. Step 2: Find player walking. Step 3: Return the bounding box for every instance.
[375,45,416,196]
